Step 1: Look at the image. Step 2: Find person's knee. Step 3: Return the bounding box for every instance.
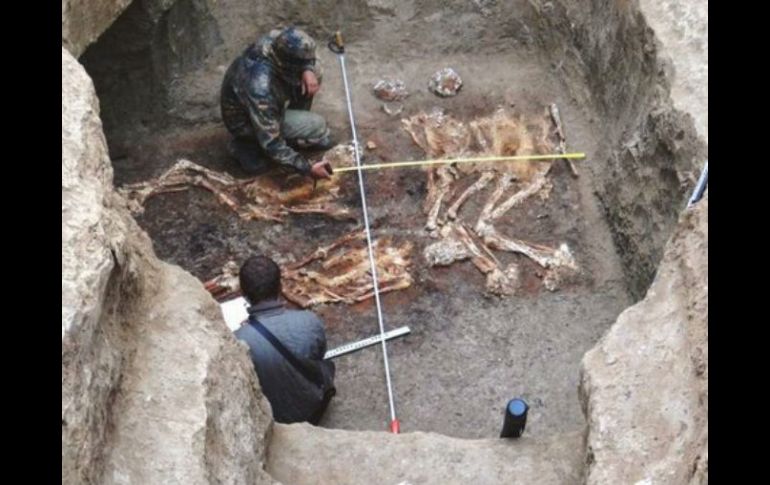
[284,111,333,148]
[308,114,328,138]
[295,112,328,139]
[304,115,331,146]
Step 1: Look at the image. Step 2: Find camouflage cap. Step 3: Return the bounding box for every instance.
[273,26,317,63]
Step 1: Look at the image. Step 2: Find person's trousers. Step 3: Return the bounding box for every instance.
[230,110,332,174]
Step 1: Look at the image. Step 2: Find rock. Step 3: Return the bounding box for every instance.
[428,68,463,97]
[62,45,128,483]
[100,263,275,485]
[471,0,497,17]
[267,424,584,485]
[62,47,274,484]
[637,0,708,142]
[366,140,377,150]
[372,78,409,101]
[580,195,708,484]
[62,0,133,57]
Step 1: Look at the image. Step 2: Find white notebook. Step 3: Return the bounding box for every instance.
[220,296,249,331]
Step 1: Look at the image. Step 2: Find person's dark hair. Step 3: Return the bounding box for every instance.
[239,255,282,303]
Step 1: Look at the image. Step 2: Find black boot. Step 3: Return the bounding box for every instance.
[228,139,271,174]
[314,134,336,150]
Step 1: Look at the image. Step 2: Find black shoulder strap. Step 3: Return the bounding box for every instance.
[248,316,321,385]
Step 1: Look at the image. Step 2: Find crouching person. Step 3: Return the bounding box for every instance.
[234,255,335,424]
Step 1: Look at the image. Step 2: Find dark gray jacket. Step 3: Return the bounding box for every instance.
[234,299,334,423]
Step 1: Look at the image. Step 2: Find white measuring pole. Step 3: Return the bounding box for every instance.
[335,47,400,433]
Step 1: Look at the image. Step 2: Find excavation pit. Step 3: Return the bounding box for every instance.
[80,0,703,444]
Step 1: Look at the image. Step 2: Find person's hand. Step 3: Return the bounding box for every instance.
[301,70,320,98]
[310,161,332,179]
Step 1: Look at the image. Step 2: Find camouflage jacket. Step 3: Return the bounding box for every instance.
[220,31,322,175]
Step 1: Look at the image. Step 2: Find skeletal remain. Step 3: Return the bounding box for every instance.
[373,78,409,102]
[204,229,414,308]
[119,145,359,223]
[283,234,413,307]
[428,68,463,97]
[487,166,549,223]
[549,103,579,177]
[203,260,240,301]
[403,107,579,294]
[402,109,471,233]
[424,166,456,233]
[486,264,521,296]
[484,233,576,271]
[286,229,365,270]
[424,223,519,295]
[423,237,470,266]
[446,171,496,220]
[382,102,404,116]
[476,172,516,224]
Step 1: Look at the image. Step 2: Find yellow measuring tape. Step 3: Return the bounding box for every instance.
[333,152,586,173]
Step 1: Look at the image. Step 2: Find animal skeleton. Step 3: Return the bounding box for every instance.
[119,144,359,223]
[203,229,414,308]
[403,106,579,295]
[121,109,576,301]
